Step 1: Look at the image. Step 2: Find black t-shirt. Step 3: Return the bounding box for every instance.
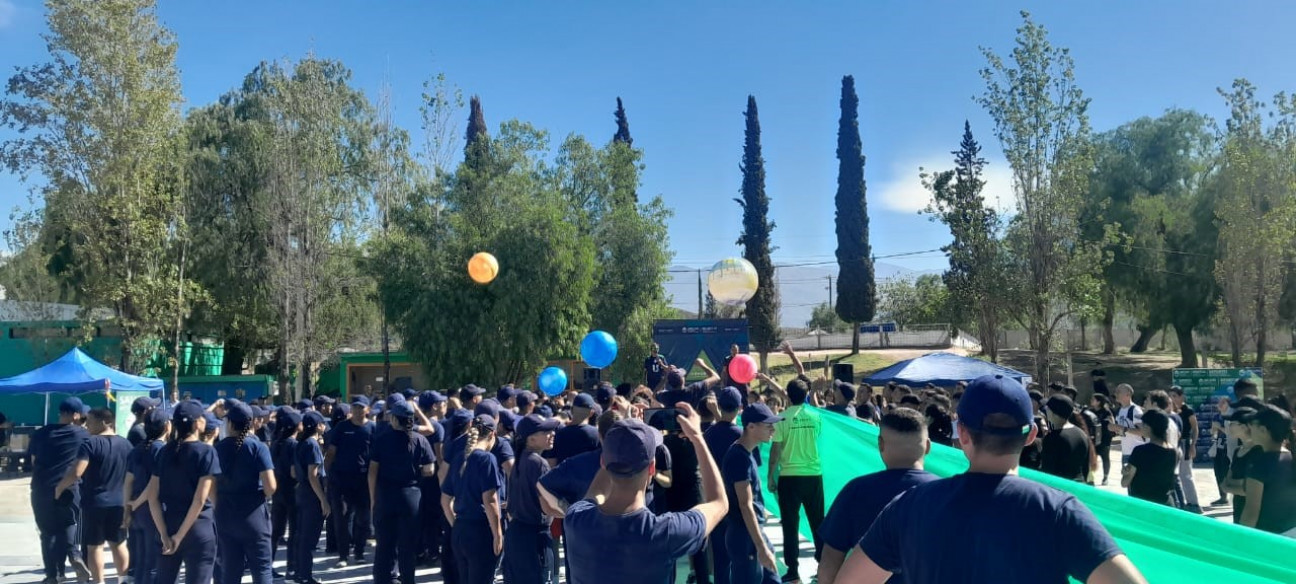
[77,434,132,507]
[1127,443,1177,504]
[1246,450,1296,534]
[860,473,1122,583]
[508,451,550,525]
[1178,405,1197,455]
[825,404,857,419]
[1041,426,1091,482]
[644,356,666,389]
[1232,446,1259,522]
[30,423,89,492]
[544,424,600,465]
[127,422,147,448]
[1018,435,1044,470]
[663,432,700,512]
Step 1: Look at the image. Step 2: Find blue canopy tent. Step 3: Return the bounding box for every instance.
[0,348,163,423]
[863,351,1032,387]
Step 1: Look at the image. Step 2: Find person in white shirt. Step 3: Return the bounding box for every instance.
[1107,384,1145,466]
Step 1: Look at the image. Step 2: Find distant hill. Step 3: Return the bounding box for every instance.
[664,262,939,327]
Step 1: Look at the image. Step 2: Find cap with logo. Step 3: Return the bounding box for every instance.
[957,374,1034,436]
[517,414,561,440]
[742,403,784,425]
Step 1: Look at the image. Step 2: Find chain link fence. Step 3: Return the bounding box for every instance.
[783,323,952,351]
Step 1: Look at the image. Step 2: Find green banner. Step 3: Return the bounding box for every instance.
[759,409,1296,584]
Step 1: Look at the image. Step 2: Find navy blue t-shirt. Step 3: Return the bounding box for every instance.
[564,500,707,584]
[447,449,504,523]
[127,440,165,501]
[538,448,601,504]
[371,429,435,490]
[272,436,298,493]
[645,356,666,389]
[293,437,325,499]
[820,468,938,570]
[508,450,550,525]
[721,442,764,528]
[127,422,147,447]
[29,423,89,492]
[860,473,1122,583]
[156,441,222,533]
[646,442,673,512]
[826,404,857,419]
[214,435,275,517]
[76,434,132,507]
[545,424,600,465]
[326,419,374,476]
[704,421,742,467]
[658,381,714,411]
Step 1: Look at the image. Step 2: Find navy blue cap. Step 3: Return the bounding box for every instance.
[203,412,223,431]
[957,374,1034,436]
[499,410,519,432]
[517,414,561,440]
[387,392,406,404]
[173,401,205,427]
[225,399,254,426]
[390,400,416,420]
[144,407,171,434]
[573,393,596,409]
[474,399,501,419]
[742,403,783,425]
[517,390,536,407]
[59,396,85,415]
[835,380,857,402]
[313,394,336,406]
[474,413,498,433]
[717,387,743,412]
[350,395,370,407]
[497,386,517,403]
[302,410,325,431]
[537,405,554,418]
[252,406,270,419]
[445,409,473,436]
[295,399,313,411]
[460,385,485,400]
[332,402,351,423]
[418,391,445,410]
[131,396,160,414]
[595,384,615,407]
[602,419,661,477]
[401,388,417,400]
[371,400,386,415]
[276,406,302,428]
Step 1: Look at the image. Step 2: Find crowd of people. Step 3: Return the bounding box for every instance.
[22,342,1296,584]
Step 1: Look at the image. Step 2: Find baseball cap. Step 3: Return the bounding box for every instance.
[418,391,445,410]
[473,413,498,433]
[313,395,336,406]
[475,399,501,419]
[497,386,518,403]
[1251,405,1293,439]
[1226,407,1259,423]
[203,412,223,431]
[390,400,416,420]
[573,393,596,409]
[835,381,857,402]
[387,392,406,404]
[302,410,325,432]
[225,399,254,426]
[958,375,1033,436]
[351,395,371,407]
[144,407,171,435]
[331,402,351,423]
[58,397,86,415]
[445,409,473,436]
[401,388,417,401]
[371,400,386,416]
[499,410,519,432]
[1045,394,1076,420]
[602,420,661,477]
[742,403,784,425]
[717,387,743,412]
[295,399,313,411]
[460,385,485,401]
[537,405,554,418]
[516,414,561,440]
[595,384,615,408]
[276,406,302,429]
[173,401,205,426]
[131,396,161,415]
[517,390,536,407]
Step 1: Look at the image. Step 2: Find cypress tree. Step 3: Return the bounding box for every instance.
[613,97,633,146]
[736,95,781,368]
[833,75,876,354]
[465,95,489,168]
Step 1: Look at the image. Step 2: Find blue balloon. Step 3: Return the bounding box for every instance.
[538,366,568,397]
[580,330,619,369]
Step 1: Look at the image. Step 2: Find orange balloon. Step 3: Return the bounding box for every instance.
[468,252,499,284]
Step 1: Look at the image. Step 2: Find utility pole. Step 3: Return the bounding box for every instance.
[826,275,834,309]
[697,269,703,318]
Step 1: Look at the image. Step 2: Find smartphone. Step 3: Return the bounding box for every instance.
[643,407,681,432]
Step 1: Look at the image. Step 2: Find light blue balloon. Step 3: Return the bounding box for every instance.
[538,366,568,397]
[580,330,619,369]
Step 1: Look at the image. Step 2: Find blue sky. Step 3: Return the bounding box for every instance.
[2,0,1296,274]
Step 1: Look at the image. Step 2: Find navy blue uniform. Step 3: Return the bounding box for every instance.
[127,440,165,584]
[860,473,1123,583]
[503,451,552,584]
[269,436,298,575]
[564,500,708,584]
[446,449,504,584]
[544,424,599,465]
[326,419,374,562]
[215,435,275,584]
[155,441,222,584]
[293,436,327,583]
[29,423,89,582]
[703,421,742,584]
[819,469,938,584]
[77,434,132,546]
[721,443,777,584]
[370,428,435,584]
[418,419,446,562]
[536,449,601,505]
[128,422,148,447]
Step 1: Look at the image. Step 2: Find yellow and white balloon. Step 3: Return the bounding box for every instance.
[707,258,759,306]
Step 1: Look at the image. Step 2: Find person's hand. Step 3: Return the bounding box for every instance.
[758,543,778,572]
[694,358,707,368]
[160,533,176,555]
[768,473,779,493]
[121,509,132,531]
[493,531,504,556]
[757,372,774,384]
[53,485,65,501]
[322,500,332,518]
[779,340,793,354]
[676,402,703,441]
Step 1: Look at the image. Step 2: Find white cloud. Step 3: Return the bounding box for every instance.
[873,155,1017,215]
[0,0,14,29]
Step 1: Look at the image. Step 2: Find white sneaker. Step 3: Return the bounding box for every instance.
[334,560,349,569]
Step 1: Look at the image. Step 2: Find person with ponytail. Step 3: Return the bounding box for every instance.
[269,407,302,580]
[1239,404,1296,536]
[146,400,222,584]
[123,407,169,584]
[368,400,435,584]
[293,411,331,584]
[214,400,277,584]
[438,407,473,584]
[442,414,505,584]
[503,414,561,584]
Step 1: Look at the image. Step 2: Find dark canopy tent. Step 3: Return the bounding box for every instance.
[0,348,163,423]
[863,351,1031,387]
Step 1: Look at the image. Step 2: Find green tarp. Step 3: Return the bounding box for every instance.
[758,409,1296,584]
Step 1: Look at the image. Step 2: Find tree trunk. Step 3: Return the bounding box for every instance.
[1174,324,1198,368]
[275,345,290,403]
[1079,318,1088,351]
[1229,322,1243,368]
[851,324,860,355]
[221,338,246,376]
[1101,288,1116,355]
[1034,335,1050,384]
[300,358,313,399]
[1158,326,1168,351]
[758,351,768,374]
[1130,326,1155,353]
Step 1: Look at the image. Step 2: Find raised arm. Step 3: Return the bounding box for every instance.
[694,359,721,387]
[781,341,805,377]
[678,403,728,533]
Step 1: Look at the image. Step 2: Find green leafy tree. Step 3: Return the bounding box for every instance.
[0,0,198,373]
[923,122,1008,361]
[613,97,633,146]
[877,275,952,326]
[833,76,876,354]
[735,96,780,369]
[808,302,848,333]
[978,11,1103,381]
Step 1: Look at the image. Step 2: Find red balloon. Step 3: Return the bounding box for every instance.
[728,354,758,384]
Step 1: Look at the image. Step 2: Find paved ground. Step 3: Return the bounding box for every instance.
[0,445,1230,583]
